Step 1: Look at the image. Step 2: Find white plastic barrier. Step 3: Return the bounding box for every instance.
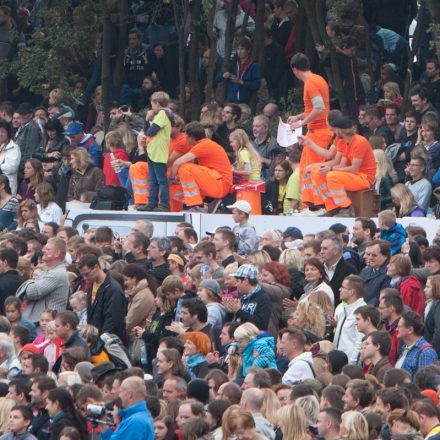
[65,204,440,242]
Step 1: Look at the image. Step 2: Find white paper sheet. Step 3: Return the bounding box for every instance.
[276,118,302,147]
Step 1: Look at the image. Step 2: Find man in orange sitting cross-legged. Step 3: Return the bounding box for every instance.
[170,121,233,212]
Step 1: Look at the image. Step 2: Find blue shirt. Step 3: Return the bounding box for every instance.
[102,401,153,440]
[400,337,438,380]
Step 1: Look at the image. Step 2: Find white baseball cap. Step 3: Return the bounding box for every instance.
[226,200,252,214]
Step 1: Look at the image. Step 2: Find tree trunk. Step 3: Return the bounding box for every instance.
[172,0,188,117]
[113,0,128,102]
[188,0,202,119]
[205,0,218,102]
[218,0,239,101]
[101,0,112,132]
[426,0,440,59]
[404,2,427,102]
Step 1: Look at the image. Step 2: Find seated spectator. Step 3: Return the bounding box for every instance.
[263,160,292,215]
[35,182,63,229]
[230,128,261,183]
[0,175,19,231]
[0,120,20,196]
[300,257,334,305]
[391,183,426,217]
[251,115,283,181]
[373,149,394,210]
[291,301,326,341]
[63,121,102,168]
[405,155,432,211]
[170,122,233,213]
[67,148,105,203]
[16,199,39,232]
[387,254,424,315]
[17,158,44,202]
[382,82,404,109]
[410,86,439,120]
[221,405,267,440]
[363,106,394,146]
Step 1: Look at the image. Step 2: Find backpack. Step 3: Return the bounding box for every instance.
[90,185,129,211]
[100,333,133,369]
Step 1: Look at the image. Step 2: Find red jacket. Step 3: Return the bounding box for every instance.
[381,319,399,366]
[103,149,129,186]
[398,275,425,316]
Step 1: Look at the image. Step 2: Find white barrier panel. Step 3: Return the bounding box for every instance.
[65,204,440,242]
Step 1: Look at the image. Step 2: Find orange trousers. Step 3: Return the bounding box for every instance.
[129,162,183,211]
[299,127,333,206]
[310,167,371,211]
[178,163,230,206]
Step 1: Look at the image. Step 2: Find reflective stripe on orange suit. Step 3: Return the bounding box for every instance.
[300,128,333,205]
[130,162,149,204]
[311,134,376,210]
[299,73,331,205]
[178,138,232,207]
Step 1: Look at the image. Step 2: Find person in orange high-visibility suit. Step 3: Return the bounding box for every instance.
[287,53,333,211]
[170,122,233,212]
[132,116,191,209]
[309,116,376,217]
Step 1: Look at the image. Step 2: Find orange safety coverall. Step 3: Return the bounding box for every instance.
[177,138,233,207]
[310,134,376,211]
[129,133,191,209]
[299,73,333,206]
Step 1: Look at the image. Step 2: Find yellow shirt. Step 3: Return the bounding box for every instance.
[147,109,171,163]
[91,282,102,304]
[238,149,261,181]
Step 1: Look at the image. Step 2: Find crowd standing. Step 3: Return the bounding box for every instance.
[0,0,440,440]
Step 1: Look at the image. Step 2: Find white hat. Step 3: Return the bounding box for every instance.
[226,200,252,214]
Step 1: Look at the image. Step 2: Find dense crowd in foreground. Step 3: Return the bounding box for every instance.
[0,215,437,440]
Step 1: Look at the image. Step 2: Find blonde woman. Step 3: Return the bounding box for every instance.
[373,149,394,210]
[276,404,310,440]
[390,183,425,217]
[340,411,369,440]
[67,147,105,202]
[229,128,261,182]
[0,397,15,434]
[261,388,281,427]
[292,301,326,340]
[245,250,271,270]
[296,395,320,428]
[279,248,306,301]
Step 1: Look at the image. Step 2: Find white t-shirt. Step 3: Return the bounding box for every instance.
[37,202,63,229]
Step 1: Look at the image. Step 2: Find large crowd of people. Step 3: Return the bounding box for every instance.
[0,0,440,440]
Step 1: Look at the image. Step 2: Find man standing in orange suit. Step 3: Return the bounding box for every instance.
[287,53,333,213]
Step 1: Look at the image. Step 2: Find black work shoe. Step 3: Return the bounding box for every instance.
[335,205,355,217]
[153,203,170,212]
[137,203,157,211]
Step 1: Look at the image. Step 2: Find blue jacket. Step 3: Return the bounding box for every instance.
[241,334,277,376]
[380,222,407,256]
[102,401,153,440]
[399,337,438,380]
[225,59,261,103]
[77,134,103,168]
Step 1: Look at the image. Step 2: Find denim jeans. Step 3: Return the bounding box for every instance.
[147,156,169,205]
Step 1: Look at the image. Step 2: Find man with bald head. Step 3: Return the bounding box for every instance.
[102,376,154,440]
[16,237,69,323]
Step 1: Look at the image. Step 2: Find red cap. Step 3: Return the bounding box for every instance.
[19,344,39,355]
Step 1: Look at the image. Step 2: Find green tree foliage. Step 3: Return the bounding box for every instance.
[0,0,99,95]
